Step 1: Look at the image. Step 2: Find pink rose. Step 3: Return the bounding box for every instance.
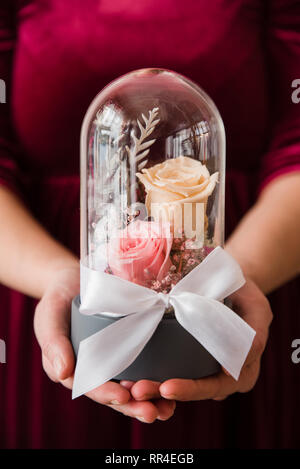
[107,220,173,286]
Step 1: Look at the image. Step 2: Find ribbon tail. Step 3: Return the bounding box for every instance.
[72,306,164,399]
[171,293,256,381]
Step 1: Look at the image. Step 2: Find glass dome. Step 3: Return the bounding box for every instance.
[80,68,225,293]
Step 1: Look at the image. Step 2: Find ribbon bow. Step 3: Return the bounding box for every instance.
[73,247,256,399]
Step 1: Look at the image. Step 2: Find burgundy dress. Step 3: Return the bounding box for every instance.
[0,0,300,449]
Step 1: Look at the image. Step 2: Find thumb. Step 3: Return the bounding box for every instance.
[34,291,75,381]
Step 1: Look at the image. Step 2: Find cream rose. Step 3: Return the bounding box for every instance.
[136,156,218,239]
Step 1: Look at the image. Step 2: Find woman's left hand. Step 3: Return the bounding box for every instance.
[128,278,273,403]
[34,265,176,423]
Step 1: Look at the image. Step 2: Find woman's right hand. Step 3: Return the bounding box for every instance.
[33,264,176,423]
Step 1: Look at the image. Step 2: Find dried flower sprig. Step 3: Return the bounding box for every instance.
[126,107,160,171]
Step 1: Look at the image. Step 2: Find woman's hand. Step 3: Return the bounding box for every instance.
[128,278,273,403]
[33,264,176,422]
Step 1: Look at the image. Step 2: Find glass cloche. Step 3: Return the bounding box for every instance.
[80,68,225,293]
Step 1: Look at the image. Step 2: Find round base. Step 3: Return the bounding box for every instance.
[71,295,220,382]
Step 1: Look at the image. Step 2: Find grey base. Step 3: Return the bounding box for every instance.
[71,295,220,382]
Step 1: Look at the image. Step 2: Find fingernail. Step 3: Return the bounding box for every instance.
[161,393,176,399]
[53,356,64,378]
[157,410,175,421]
[110,400,121,405]
[159,386,176,399]
[136,416,147,423]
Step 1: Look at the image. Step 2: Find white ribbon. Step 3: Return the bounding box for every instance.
[72,247,256,399]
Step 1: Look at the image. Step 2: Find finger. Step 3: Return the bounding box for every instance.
[222,355,261,394]
[153,398,176,421]
[42,355,60,383]
[120,380,135,390]
[109,399,161,423]
[85,381,132,405]
[59,375,73,390]
[130,380,161,401]
[61,375,175,422]
[228,280,273,369]
[238,359,261,393]
[159,373,238,401]
[230,281,273,332]
[212,395,228,401]
[61,376,165,423]
[34,292,75,381]
[222,367,231,377]
[61,377,132,405]
[243,333,265,369]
